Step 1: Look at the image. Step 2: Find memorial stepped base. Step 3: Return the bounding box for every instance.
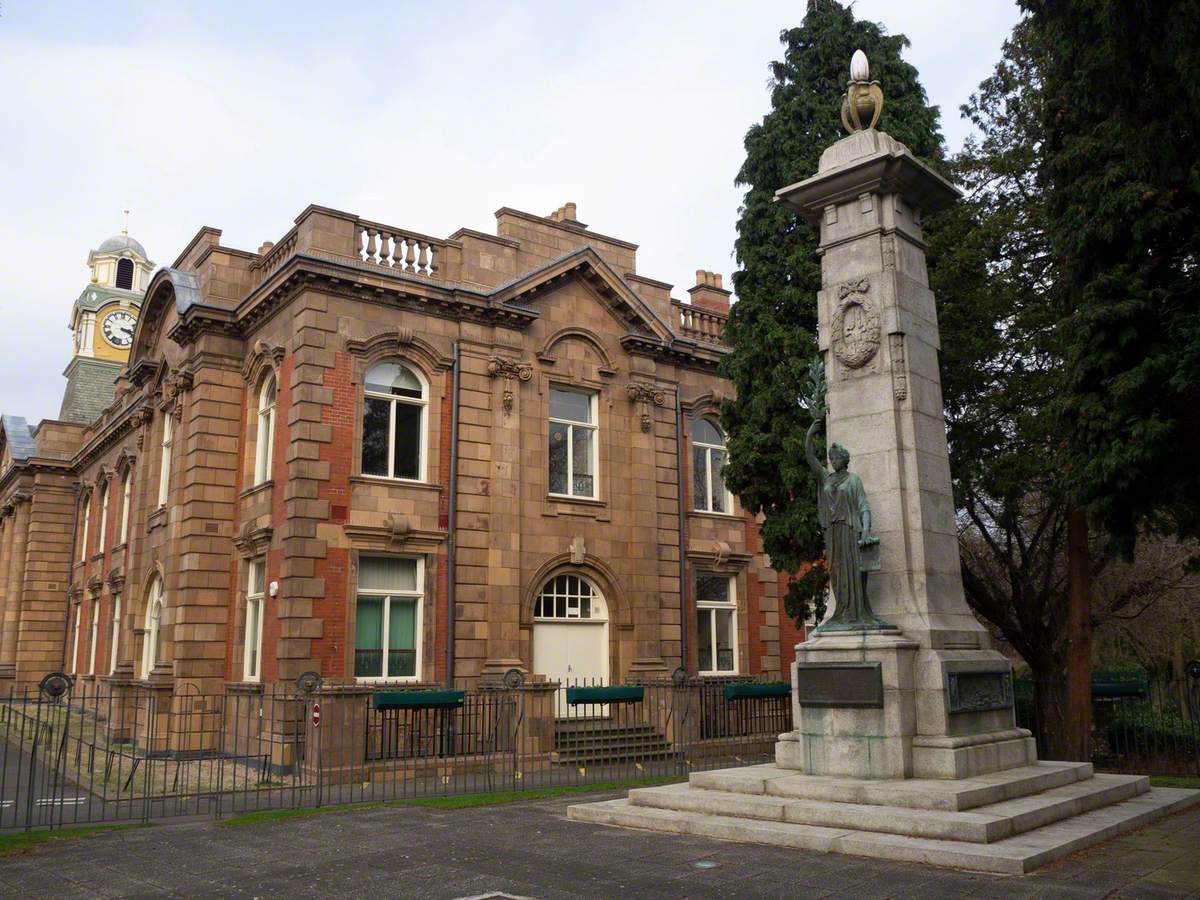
[567,762,1200,874]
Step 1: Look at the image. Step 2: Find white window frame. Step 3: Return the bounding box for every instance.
[548,387,599,500]
[692,419,733,514]
[243,559,265,682]
[109,594,121,675]
[87,600,99,675]
[70,604,82,674]
[118,471,131,545]
[97,481,109,550]
[253,374,277,486]
[79,496,90,561]
[696,573,738,676]
[361,362,428,483]
[157,414,173,507]
[141,577,163,679]
[354,556,424,683]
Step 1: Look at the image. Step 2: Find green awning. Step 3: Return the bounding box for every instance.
[724,682,790,701]
[566,686,644,705]
[374,690,465,710]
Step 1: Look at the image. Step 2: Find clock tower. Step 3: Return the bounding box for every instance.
[59,213,153,424]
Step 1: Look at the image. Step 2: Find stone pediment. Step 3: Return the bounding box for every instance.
[489,247,673,343]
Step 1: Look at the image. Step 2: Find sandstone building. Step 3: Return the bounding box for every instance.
[0,203,804,699]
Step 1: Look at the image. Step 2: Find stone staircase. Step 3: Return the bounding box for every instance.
[554,719,675,766]
[568,761,1200,874]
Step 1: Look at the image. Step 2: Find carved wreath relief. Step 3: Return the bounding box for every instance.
[831,278,881,374]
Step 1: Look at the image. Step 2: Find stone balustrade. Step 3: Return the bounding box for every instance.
[672,299,726,343]
[356,220,442,278]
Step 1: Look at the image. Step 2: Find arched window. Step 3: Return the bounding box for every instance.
[361,362,426,481]
[157,414,173,507]
[97,481,109,549]
[118,470,132,545]
[141,576,164,679]
[79,495,91,561]
[692,418,732,514]
[253,374,277,485]
[115,258,134,290]
[534,574,607,620]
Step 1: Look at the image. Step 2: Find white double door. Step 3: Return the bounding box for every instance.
[533,620,609,688]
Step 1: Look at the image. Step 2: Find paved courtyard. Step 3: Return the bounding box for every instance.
[0,789,1197,898]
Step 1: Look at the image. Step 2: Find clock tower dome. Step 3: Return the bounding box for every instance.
[59,212,153,424]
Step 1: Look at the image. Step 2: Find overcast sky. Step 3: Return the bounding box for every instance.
[0,0,1021,426]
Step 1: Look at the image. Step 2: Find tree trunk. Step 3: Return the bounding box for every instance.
[1032,666,1072,760]
[1064,506,1093,761]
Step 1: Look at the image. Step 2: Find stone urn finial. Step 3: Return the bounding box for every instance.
[841,49,884,133]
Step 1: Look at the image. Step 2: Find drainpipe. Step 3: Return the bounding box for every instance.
[675,391,689,673]
[445,341,461,688]
[60,483,83,671]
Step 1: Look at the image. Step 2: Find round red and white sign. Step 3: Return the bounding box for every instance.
[311,702,321,727]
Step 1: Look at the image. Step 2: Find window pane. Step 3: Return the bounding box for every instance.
[692,418,723,446]
[550,388,591,423]
[361,397,391,476]
[355,598,383,677]
[388,598,416,650]
[365,362,423,398]
[711,448,728,513]
[392,401,421,479]
[548,421,569,493]
[692,446,709,511]
[261,375,276,408]
[571,425,593,496]
[716,608,735,671]
[697,608,713,672]
[360,557,418,592]
[246,598,261,677]
[696,574,730,603]
[249,559,265,596]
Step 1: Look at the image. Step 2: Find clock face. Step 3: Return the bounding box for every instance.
[101,310,137,348]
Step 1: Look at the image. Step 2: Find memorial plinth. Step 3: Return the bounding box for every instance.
[569,54,1200,871]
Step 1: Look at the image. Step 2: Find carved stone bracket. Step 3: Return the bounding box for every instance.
[386,513,411,546]
[107,567,126,593]
[162,370,194,421]
[233,522,274,559]
[87,575,104,597]
[626,383,666,432]
[487,356,533,412]
[831,278,880,374]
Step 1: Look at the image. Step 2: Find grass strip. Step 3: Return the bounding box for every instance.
[0,823,147,856]
[218,775,685,828]
[1148,775,1200,790]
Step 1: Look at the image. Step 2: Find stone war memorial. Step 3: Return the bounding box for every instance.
[569,52,1200,874]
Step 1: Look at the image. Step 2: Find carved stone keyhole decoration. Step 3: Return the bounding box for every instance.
[486,356,533,413]
[626,383,666,432]
[831,278,880,373]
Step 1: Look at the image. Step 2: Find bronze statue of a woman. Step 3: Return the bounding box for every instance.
[802,357,894,632]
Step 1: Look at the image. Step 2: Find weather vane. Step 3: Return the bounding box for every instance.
[841,50,884,133]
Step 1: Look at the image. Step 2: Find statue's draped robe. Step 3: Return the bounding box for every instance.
[819,470,871,625]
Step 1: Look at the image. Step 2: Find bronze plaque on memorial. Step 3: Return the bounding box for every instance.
[795,661,883,708]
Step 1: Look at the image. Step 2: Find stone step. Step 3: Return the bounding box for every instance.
[689,760,1095,811]
[628,773,1147,843]
[568,787,1200,875]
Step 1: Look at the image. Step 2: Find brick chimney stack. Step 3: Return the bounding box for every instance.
[688,270,731,315]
